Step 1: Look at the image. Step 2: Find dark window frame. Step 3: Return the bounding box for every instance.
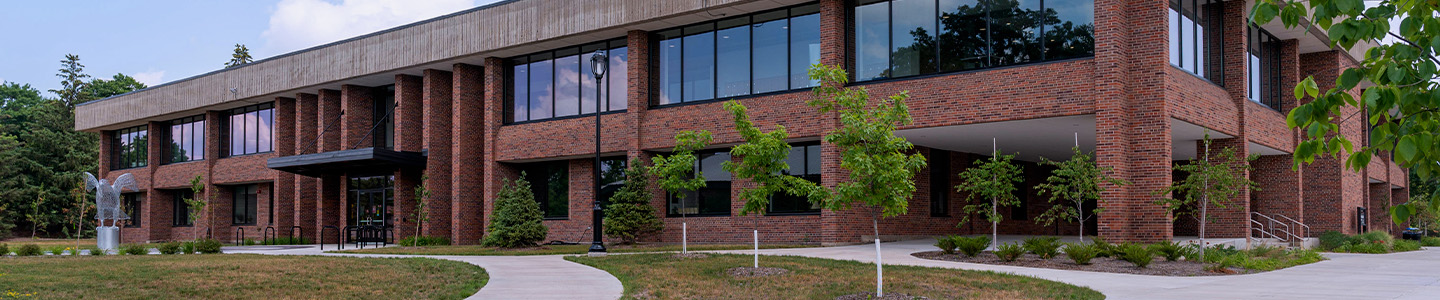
[110,125,149,170]
[930,150,951,217]
[222,102,276,157]
[769,143,824,215]
[1168,0,1225,84]
[172,189,194,227]
[667,149,734,217]
[1248,24,1283,111]
[598,157,628,206]
[519,161,572,220]
[232,185,258,226]
[122,193,142,228]
[505,39,630,124]
[164,115,206,164]
[651,3,822,108]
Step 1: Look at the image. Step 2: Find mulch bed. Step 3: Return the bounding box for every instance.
[726,266,790,277]
[835,292,929,300]
[912,251,1252,276]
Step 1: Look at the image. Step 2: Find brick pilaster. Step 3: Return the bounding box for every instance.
[274,97,297,233]
[1094,0,1172,242]
[394,74,424,239]
[423,69,455,238]
[455,63,486,244]
[340,85,375,150]
[294,93,319,240]
[317,89,342,233]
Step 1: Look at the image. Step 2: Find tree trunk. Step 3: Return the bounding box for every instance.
[991,196,998,250]
[1077,200,1085,242]
[872,215,883,297]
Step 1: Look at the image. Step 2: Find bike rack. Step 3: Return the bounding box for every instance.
[289,226,303,244]
[321,226,341,250]
[263,226,277,245]
[235,227,246,245]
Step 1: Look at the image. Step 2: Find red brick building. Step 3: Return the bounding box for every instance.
[77,0,1407,245]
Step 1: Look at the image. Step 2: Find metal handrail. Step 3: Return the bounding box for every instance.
[1253,212,1301,243]
[1251,212,1289,242]
[1251,219,1283,240]
[1272,213,1309,238]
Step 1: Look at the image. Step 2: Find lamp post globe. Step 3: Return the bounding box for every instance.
[589,50,608,256]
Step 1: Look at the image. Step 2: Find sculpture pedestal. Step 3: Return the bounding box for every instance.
[97,226,119,252]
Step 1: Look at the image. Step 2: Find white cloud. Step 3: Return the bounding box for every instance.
[258,0,493,57]
[133,71,166,86]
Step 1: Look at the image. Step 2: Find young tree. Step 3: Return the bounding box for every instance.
[1035,145,1129,241]
[50,54,90,106]
[226,44,254,68]
[411,175,431,244]
[720,100,828,268]
[603,160,664,244]
[1252,0,1440,226]
[482,176,548,248]
[955,144,1023,250]
[1153,135,1258,257]
[185,176,209,241]
[648,130,713,252]
[806,64,927,297]
[27,193,50,238]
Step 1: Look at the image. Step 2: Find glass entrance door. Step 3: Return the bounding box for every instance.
[347,175,394,227]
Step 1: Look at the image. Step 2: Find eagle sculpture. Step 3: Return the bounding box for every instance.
[84,172,137,227]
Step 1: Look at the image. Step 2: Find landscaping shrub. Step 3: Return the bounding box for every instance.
[0,243,8,256]
[1061,242,1098,265]
[1356,231,1394,246]
[1247,245,1284,258]
[481,177,549,248]
[1022,236,1061,259]
[86,246,106,255]
[1117,243,1153,268]
[400,236,452,247]
[121,244,149,255]
[194,239,223,254]
[1422,236,1440,247]
[1393,239,1422,252]
[16,244,41,256]
[158,242,182,255]
[45,245,68,255]
[263,237,312,245]
[955,236,991,257]
[1090,236,1118,258]
[935,235,959,254]
[994,242,1025,262]
[1149,241,1191,261]
[602,161,664,244]
[181,241,196,254]
[1338,242,1388,254]
[1318,230,1350,250]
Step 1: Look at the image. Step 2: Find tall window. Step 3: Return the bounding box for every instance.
[656,4,821,105]
[173,189,194,227]
[771,143,823,214]
[122,193,141,228]
[232,185,258,225]
[111,125,148,169]
[855,0,1094,82]
[521,161,570,219]
[1249,25,1282,110]
[1169,0,1223,82]
[1010,165,1028,220]
[165,115,205,163]
[930,150,950,217]
[599,157,627,205]
[224,103,274,156]
[374,85,396,148]
[669,150,732,216]
[507,39,629,123]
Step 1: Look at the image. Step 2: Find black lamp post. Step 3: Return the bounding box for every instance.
[589,50,608,256]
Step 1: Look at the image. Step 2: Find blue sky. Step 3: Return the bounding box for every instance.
[0,0,497,97]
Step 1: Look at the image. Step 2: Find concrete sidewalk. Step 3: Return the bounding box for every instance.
[225,245,623,300]
[710,238,1440,300]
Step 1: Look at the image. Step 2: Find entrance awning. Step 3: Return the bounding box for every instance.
[267,147,425,177]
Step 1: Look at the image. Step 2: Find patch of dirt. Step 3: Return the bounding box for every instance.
[670,253,710,259]
[912,251,1251,276]
[835,292,929,300]
[726,266,790,277]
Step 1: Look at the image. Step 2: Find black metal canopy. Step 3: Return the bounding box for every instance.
[267,147,425,177]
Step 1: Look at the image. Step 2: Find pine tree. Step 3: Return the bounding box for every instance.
[50,54,90,106]
[226,44,254,68]
[603,160,663,244]
[482,176,548,248]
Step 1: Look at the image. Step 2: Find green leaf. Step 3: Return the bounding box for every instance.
[1336,0,1357,13]
[1338,69,1362,90]
[1388,64,1405,83]
[1391,204,1414,226]
[1397,135,1419,162]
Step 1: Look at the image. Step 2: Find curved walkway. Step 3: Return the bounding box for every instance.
[224,245,623,300]
[711,239,1440,300]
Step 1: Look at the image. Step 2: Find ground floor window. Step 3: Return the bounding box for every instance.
[521,161,570,219]
[930,150,950,217]
[598,157,627,205]
[122,193,141,228]
[172,189,194,227]
[347,175,394,227]
[770,143,822,214]
[233,185,258,225]
[669,150,732,217]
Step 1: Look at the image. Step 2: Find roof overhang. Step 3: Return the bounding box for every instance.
[267,147,425,177]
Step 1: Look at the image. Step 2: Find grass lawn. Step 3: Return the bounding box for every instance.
[567,253,1104,300]
[0,254,486,299]
[1,238,96,248]
[334,243,813,256]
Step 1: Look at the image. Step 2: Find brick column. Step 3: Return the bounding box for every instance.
[204,110,224,240]
[99,130,114,178]
[340,85,375,150]
[1251,155,1303,232]
[423,69,455,238]
[1094,0,1172,242]
[454,63,486,244]
[274,97,297,233]
[294,93,319,239]
[394,74,423,239]
[819,0,845,67]
[624,30,665,229]
[1369,182,1391,233]
[1200,138,1251,238]
[317,89,343,232]
[1391,188,1409,235]
[1299,51,1366,234]
[148,191,173,241]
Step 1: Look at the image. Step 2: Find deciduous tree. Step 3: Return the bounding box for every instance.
[1035,145,1128,241]
[1153,135,1258,257]
[956,145,1023,250]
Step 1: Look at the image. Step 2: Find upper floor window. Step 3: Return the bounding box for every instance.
[233,184,258,225]
[771,143,822,214]
[507,39,629,123]
[656,4,821,105]
[224,103,274,157]
[854,0,1094,82]
[374,85,396,149]
[1249,25,1282,110]
[165,115,205,163]
[520,161,570,219]
[669,150,733,217]
[1169,0,1223,82]
[111,125,148,169]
